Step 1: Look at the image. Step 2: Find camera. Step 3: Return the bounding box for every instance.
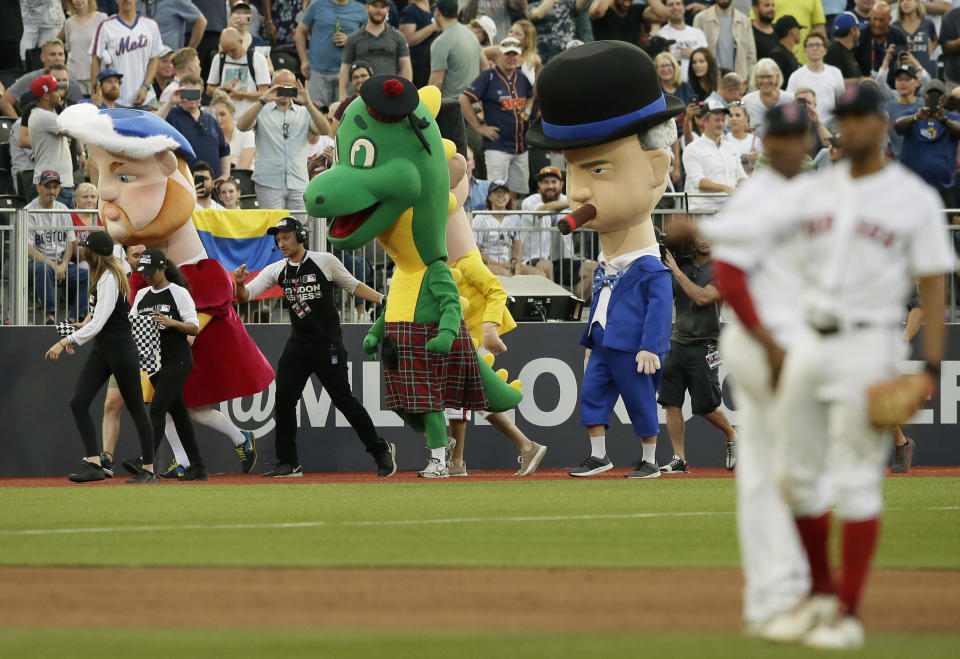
[277,86,297,98]
[180,88,201,101]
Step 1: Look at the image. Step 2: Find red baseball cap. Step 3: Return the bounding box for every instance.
[30,74,62,99]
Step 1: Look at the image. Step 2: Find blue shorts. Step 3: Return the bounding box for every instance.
[580,327,663,437]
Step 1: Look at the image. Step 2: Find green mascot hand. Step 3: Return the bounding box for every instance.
[363,332,381,359]
[425,329,455,354]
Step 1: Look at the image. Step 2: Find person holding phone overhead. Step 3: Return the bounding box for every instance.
[44,231,158,484]
[159,75,232,178]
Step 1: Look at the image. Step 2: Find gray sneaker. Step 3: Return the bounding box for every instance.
[625,460,660,479]
[516,442,547,476]
[725,439,737,471]
[448,460,467,477]
[418,457,449,479]
[569,455,613,477]
[892,437,915,473]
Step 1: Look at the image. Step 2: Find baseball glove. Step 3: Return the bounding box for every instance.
[866,374,934,428]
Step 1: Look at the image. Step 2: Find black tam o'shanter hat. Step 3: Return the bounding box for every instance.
[527,40,685,151]
[359,74,432,153]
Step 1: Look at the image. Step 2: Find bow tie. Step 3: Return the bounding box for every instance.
[592,265,625,297]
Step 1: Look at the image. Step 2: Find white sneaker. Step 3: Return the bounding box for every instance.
[761,594,838,644]
[804,615,864,650]
[418,457,449,479]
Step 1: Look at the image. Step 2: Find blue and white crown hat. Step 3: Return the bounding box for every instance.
[57,103,197,161]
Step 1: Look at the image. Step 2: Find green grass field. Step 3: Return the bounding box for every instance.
[1,476,957,658]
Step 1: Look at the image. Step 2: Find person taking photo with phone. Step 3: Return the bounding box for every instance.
[159,75,232,179]
[237,69,329,212]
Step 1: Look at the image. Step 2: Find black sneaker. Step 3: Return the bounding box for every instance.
[235,430,257,474]
[122,457,143,475]
[126,469,157,484]
[181,464,208,481]
[68,459,106,483]
[99,452,114,478]
[625,460,661,479]
[569,455,613,477]
[262,463,303,478]
[660,455,687,474]
[374,442,398,477]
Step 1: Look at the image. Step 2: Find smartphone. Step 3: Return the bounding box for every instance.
[239,14,252,25]
[277,86,297,98]
[927,90,943,111]
[691,94,700,104]
[180,88,201,100]
[796,97,807,106]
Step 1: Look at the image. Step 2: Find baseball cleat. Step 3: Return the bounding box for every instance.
[374,442,398,477]
[725,439,737,471]
[68,459,106,483]
[125,469,158,484]
[418,457,449,479]
[516,442,547,476]
[660,455,688,473]
[236,430,257,474]
[262,463,303,478]
[891,437,914,473]
[803,615,864,649]
[761,594,838,644]
[625,460,661,479]
[158,462,185,479]
[569,455,613,477]
[448,460,468,477]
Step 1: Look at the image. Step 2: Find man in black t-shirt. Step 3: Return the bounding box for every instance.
[589,0,646,46]
[234,217,397,478]
[771,16,803,89]
[825,13,865,81]
[656,240,738,474]
[752,0,779,60]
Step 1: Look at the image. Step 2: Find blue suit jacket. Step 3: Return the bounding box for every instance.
[580,255,674,354]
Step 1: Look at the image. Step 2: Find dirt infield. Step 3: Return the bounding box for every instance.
[2,465,958,487]
[2,566,957,631]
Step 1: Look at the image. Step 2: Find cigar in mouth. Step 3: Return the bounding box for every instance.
[557,204,597,235]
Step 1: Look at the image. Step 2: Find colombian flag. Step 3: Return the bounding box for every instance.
[192,208,291,299]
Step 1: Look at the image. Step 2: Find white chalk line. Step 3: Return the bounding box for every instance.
[0,507,955,537]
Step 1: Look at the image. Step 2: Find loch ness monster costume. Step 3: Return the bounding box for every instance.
[304,76,522,450]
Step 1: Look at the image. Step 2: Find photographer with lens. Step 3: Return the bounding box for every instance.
[160,74,232,179]
[895,79,960,222]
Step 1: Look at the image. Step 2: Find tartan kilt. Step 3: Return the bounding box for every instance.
[383,320,489,414]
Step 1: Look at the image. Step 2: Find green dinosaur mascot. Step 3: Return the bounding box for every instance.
[304,75,522,477]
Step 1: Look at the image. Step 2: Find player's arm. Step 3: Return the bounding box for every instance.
[918,273,946,377]
[903,306,924,342]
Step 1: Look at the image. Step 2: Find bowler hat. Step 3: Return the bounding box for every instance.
[527,41,684,150]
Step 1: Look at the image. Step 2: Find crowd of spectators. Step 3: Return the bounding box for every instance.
[7,0,960,323]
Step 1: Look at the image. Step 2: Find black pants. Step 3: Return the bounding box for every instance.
[274,335,384,465]
[149,358,203,468]
[197,31,221,81]
[70,333,153,464]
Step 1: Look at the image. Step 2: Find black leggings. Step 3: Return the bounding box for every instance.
[149,358,203,468]
[70,333,153,464]
[274,336,384,465]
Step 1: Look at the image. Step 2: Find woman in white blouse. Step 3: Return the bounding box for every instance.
[209,91,255,170]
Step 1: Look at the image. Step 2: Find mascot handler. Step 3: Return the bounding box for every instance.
[528,41,683,479]
[57,105,274,472]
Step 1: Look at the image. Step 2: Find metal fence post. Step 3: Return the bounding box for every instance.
[12,208,29,326]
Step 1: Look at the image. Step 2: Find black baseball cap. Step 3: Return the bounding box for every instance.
[834,82,884,117]
[266,216,304,236]
[895,64,919,79]
[78,230,115,256]
[137,247,167,274]
[764,103,811,136]
[488,179,510,194]
[774,15,806,38]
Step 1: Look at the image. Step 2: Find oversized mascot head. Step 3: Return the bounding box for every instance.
[58,105,197,247]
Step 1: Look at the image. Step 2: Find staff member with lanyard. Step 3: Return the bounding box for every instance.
[233,217,398,478]
[132,248,207,481]
[44,231,157,484]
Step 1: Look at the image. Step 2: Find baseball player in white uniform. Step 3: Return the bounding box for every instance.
[754,85,953,649]
[90,0,162,108]
[699,104,815,635]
